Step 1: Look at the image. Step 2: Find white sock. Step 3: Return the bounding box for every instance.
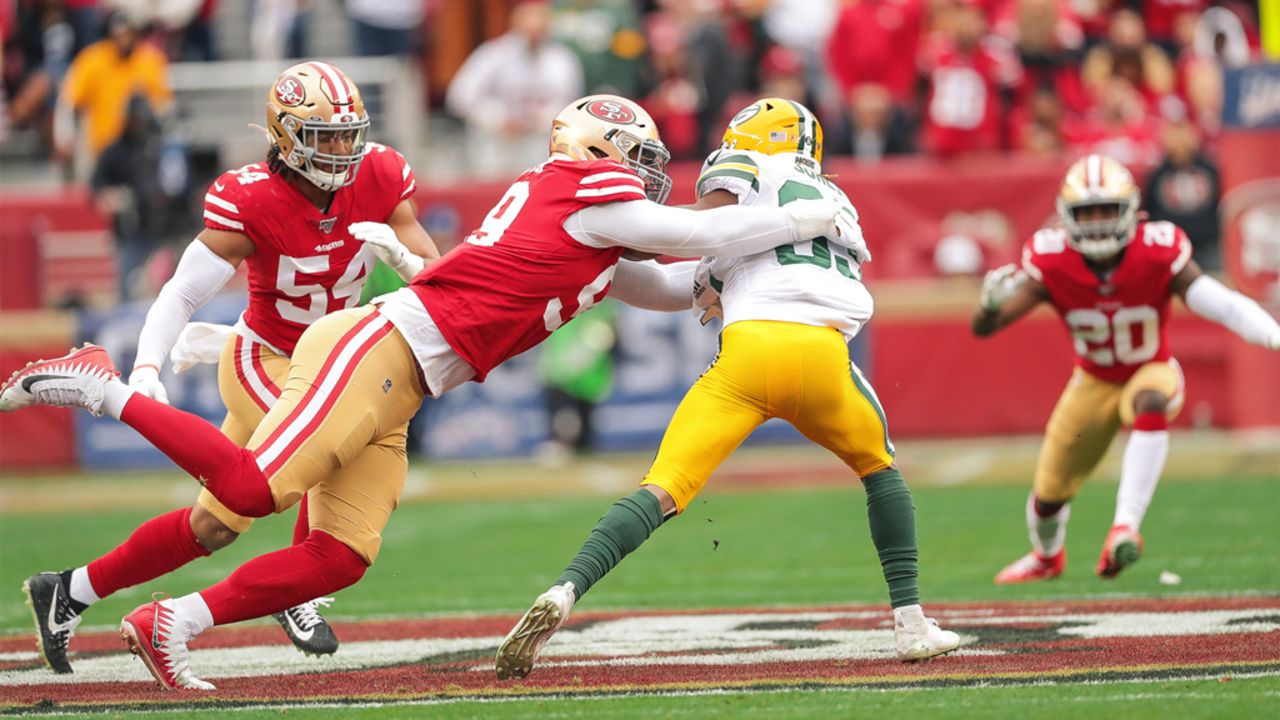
[99,379,136,420]
[164,593,215,637]
[1113,429,1169,531]
[68,566,100,607]
[893,603,925,627]
[1027,493,1070,558]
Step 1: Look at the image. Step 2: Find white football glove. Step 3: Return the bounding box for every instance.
[980,263,1026,313]
[783,198,842,244]
[691,256,723,326]
[348,222,424,282]
[129,365,170,405]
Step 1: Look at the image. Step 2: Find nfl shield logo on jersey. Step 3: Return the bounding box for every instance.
[318,217,337,234]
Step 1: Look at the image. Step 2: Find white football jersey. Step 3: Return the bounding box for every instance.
[697,149,874,339]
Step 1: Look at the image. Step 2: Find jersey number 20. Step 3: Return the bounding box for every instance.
[1065,306,1159,366]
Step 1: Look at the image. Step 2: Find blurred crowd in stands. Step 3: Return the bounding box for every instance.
[3,1,1262,162]
[1,0,1259,273]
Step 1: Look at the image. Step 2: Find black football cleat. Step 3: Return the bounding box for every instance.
[273,598,339,656]
[21,572,82,674]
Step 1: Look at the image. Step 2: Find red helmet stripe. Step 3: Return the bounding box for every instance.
[308,61,352,109]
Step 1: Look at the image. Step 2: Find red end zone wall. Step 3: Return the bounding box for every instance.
[868,304,1280,437]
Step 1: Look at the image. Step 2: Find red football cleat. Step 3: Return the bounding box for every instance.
[0,344,118,416]
[119,597,214,691]
[994,549,1066,584]
[1096,525,1144,579]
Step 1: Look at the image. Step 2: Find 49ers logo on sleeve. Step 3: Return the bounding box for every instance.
[587,100,636,124]
[275,76,305,107]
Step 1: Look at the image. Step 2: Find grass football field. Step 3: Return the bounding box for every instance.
[0,437,1277,717]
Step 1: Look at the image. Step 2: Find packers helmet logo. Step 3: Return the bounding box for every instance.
[275,76,305,107]
[587,100,636,124]
[730,104,761,127]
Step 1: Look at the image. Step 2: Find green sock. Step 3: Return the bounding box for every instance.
[556,489,666,601]
[862,468,920,608]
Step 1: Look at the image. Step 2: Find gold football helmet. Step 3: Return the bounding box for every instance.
[266,61,370,192]
[1056,154,1141,262]
[721,97,823,164]
[549,94,672,203]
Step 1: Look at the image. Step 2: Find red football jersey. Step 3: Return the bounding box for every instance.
[409,158,645,381]
[1021,221,1193,384]
[202,142,415,354]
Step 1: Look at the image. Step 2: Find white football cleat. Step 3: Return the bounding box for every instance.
[0,345,118,416]
[894,604,961,661]
[495,582,576,680]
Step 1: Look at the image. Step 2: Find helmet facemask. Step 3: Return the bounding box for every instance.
[1057,197,1138,262]
[606,128,672,204]
[278,113,370,192]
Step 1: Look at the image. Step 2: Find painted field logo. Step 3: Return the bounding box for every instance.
[1,597,1276,712]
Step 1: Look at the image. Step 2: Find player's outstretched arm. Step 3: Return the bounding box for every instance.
[608,260,696,312]
[1173,261,1280,350]
[565,197,842,258]
[972,264,1048,337]
[131,229,248,403]
[349,199,441,282]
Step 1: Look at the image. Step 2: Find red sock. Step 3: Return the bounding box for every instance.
[199,531,366,625]
[119,395,275,517]
[1133,411,1168,432]
[86,507,211,599]
[292,495,310,546]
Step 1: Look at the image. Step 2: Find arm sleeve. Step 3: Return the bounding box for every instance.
[133,240,238,371]
[565,201,796,257]
[608,260,696,312]
[1183,275,1280,350]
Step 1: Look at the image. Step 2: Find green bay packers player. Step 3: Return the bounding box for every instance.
[497,98,961,680]
[976,154,1280,584]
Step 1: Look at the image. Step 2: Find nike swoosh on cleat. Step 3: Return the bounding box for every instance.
[21,375,63,393]
[285,613,315,642]
[46,583,77,634]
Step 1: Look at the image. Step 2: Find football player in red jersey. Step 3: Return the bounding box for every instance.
[17,61,438,674]
[0,93,851,690]
[974,154,1280,584]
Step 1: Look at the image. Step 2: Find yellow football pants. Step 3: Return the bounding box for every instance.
[1033,360,1184,503]
[642,320,895,513]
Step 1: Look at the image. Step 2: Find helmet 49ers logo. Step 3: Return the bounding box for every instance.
[275,76,305,107]
[587,100,636,124]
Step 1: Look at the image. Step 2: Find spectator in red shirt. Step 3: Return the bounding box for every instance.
[919,0,1023,156]
[1142,0,1207,53]
[1066,76,1162,166]
[827,0,925,111]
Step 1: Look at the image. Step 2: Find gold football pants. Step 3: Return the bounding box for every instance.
[642,320,895,513]
[200,306,422,563]
[1033,360,1184,503]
